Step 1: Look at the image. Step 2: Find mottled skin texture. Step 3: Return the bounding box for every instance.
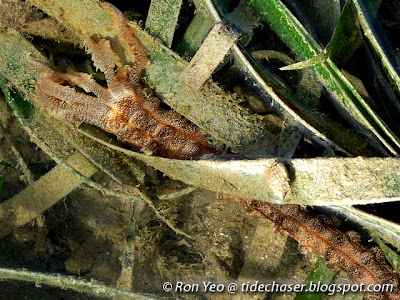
[227,196,400,300]
[34,36,214,159]
[33,3,399,299]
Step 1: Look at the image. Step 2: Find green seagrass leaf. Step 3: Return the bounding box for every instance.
[374,238,400,275]
[325,1,363,67]
[243,0,400,156]
[145,0,183,47]
[294,257,336,300]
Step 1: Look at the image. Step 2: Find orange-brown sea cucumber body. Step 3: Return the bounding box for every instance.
[35,32,214,160]
[34,3,400,299]
[231,196,400,300]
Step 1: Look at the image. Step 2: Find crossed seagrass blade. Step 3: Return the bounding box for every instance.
[2,1,400,299]
[2,0,400,207]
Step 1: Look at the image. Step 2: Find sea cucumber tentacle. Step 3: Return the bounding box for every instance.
[35,22,215,159]
[34,88,109,127]
[114,66,138,93]
[57,72,112,102]
[35,34,215,160]
[39,79,108,111]
[103,2,149,75]
[84,38,122,92]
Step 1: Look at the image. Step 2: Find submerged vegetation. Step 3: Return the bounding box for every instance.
[0,0,400,299]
